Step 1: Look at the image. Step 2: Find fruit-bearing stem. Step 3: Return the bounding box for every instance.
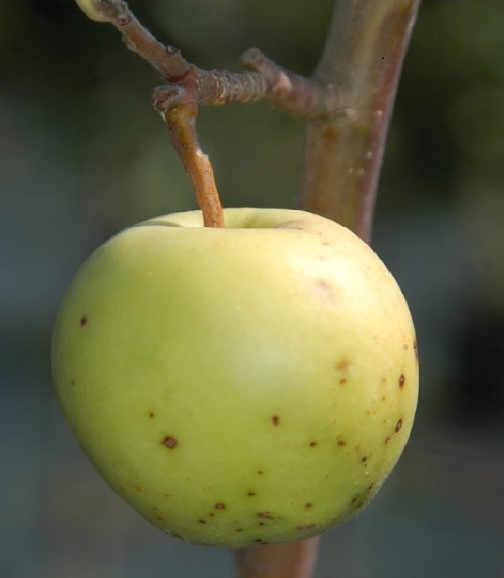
[163,99,225,228]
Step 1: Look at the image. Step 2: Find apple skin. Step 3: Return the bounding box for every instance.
[52,208,419,547]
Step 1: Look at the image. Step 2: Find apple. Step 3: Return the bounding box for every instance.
[52,208,419,547]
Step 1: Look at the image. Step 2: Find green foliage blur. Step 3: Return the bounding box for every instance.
[1,1,503,577]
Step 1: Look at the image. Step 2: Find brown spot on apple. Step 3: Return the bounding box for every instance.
[395,419,403,433]
[215,503,226,510]
[162,436,178,449]
[314,279,334,300]
[336,359,350,371]
[399,374,405,388]
[79,315,88,327]
[272,415,280,426]
[296,524,316,531]
[257,512,273,520]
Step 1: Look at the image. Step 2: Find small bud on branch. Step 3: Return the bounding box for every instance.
[74,0,124,23]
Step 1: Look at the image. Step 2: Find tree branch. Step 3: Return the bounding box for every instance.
[75,0,346,116]
[301,0,422,242]
[234,537,320,578]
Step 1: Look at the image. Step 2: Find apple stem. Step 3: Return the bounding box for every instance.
[152,78,225,228]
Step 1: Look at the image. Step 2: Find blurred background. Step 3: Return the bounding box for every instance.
[1,0,503,576]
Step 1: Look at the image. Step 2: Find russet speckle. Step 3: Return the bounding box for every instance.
[336,359,350,371]
[314,279,334,300]
[162,436,178,449]
[257,512,273,520]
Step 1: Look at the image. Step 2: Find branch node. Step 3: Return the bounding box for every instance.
[152,85,187,114]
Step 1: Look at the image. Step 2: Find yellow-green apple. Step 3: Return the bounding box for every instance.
[52,208,419,547]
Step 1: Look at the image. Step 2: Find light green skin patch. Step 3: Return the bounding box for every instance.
[52,208,419,547]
